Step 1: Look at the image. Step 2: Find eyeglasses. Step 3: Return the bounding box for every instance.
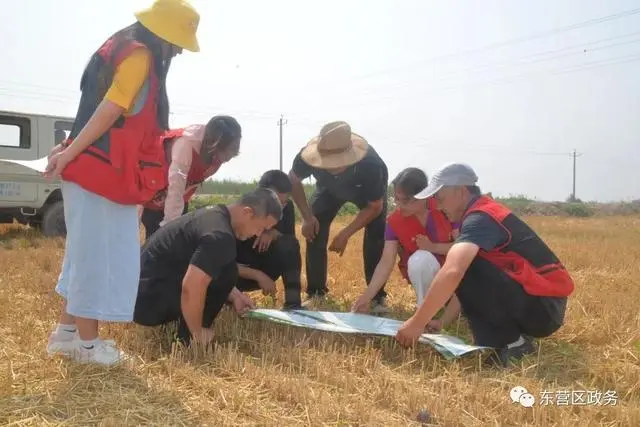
[393,195,416,206]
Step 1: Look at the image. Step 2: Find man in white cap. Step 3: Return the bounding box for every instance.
[289,121,389,312]
[394,162,575,367]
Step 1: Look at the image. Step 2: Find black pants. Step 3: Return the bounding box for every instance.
[306,190,387,302]
[141,205,189,240]
[455,257,568,348]
[235,234,302,307]
[133,264,238,345]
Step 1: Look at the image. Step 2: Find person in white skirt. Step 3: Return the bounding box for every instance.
[43,0,201,365]
[351,168,461,332]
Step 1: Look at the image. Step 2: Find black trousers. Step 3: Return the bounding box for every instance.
[133,264,238,345]
[235,234,302,307]
[455,257,568,348]
[141,205,189,240]
[305,190,387,302]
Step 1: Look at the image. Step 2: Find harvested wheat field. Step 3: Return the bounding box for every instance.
[1,216,639,426]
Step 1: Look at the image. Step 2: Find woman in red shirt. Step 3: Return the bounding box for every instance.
[351,168,461,331]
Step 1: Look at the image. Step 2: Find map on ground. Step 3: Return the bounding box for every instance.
[245,309,488,360]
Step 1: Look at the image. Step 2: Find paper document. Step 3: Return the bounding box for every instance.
[245,309,488,360]
[0,157,49,173]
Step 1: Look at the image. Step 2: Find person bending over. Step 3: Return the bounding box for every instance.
[351,167,461,330]
[133,188,282,346]
[235,170,304,309]
[140,115,242,239]
[289,121,389,312]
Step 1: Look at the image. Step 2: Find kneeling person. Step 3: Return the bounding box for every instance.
[235,170,303,309]
[133,188,282,346]
[352,167,461,329]
[395,163,574,367]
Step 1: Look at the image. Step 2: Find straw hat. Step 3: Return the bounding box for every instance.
[300,121,369,169]
[135,0,201,52]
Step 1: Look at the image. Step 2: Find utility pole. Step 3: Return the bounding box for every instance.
[571,149,583,201]
[278,114,287,171]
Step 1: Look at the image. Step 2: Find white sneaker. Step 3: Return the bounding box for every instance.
[72,339,127,366]
[47,331,78,356]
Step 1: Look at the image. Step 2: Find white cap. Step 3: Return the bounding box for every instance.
[415,162,478,199]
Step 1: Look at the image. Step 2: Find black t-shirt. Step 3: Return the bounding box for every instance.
[291,145,388,204]
[140,205,238,283]
[275,199,295,236]
[455,197,509,250]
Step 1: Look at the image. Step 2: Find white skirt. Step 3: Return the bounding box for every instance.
[55,181,140,322]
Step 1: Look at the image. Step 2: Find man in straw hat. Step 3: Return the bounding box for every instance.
[394,162,574,367]
[289,121,389,312]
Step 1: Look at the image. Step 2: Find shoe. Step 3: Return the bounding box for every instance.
[484,336,537,368]
[283,302,305,311]
[72,339,127,366]
[370,297,391,314]
[47,331,78,356]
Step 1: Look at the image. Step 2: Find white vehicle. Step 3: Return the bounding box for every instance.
[0,110,73,237]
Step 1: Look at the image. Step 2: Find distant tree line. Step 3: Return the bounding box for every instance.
[192,180,640,219]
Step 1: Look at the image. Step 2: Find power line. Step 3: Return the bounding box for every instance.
[330,33,640,100]
[283,7,640,88]
[304,51,640,111]
[3,17,640,120]
[3,8,639,106]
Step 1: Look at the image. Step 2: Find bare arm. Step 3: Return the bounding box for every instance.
[343,199,384,237]
[361,240,399,300]
[429,242,455,256]
[237,264,265,281]
[63,100,125,160]
[227,286,244,303]
[289,171,313,221]
[181,264,213,338]
[439,294,462,326]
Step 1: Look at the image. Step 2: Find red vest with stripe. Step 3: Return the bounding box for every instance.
[61,38,166,205]
[387,198,456,281]
[143,128,223,210]
[464,195,575,297]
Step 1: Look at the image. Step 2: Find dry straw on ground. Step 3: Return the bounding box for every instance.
[1,216,639,426]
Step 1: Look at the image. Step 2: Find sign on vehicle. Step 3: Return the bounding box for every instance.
[0,182,21,197]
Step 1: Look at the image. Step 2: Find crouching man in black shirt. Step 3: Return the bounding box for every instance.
[235,170,304,309]
[133,188,282,346]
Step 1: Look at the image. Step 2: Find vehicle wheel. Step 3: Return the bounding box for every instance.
[41,201,66,237]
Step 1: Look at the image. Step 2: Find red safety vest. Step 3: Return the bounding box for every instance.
[60,38,166,205]
[387,198,455,281]
[143,128,223,211]
[464,196,575,297]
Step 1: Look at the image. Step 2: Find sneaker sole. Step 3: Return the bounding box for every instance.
[47,342,76,357]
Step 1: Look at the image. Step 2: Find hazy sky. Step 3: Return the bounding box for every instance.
[1,0,639,202]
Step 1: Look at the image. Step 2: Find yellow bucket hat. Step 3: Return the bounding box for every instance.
[135,0,201,52]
